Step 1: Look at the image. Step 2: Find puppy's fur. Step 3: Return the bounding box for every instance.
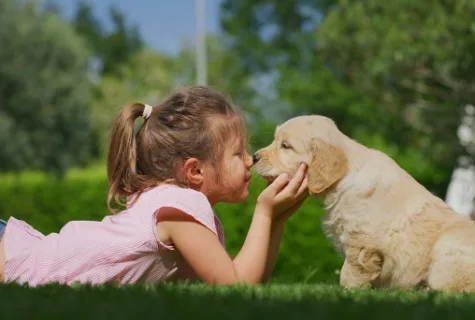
[254,115,475,292]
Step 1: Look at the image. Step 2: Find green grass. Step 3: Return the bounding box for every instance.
[3,282,475,319]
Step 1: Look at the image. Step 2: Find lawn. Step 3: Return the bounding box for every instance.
[3,282,475,319]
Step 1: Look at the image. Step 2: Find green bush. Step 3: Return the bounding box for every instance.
[0,167,343,284]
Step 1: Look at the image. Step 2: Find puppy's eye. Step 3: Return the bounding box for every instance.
[281,141,292,149]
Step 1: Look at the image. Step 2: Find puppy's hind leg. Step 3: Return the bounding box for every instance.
[340,247,383,289]
[427,236,475,293]
[427,257,475,293]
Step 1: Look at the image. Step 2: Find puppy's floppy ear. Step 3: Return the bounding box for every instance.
[308,137,348,194]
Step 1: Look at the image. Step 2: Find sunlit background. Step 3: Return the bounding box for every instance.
[2,0,475,284]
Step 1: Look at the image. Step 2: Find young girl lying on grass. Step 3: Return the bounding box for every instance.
[0,86,308,287]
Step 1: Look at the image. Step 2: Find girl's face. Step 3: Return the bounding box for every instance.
[202,135,253,205]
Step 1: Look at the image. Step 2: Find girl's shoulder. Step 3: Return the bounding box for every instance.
[136,184,219,235]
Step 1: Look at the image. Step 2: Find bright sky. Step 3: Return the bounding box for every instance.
[52,0,224,55]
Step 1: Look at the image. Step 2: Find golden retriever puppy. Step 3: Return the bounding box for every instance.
[253,115,475,293]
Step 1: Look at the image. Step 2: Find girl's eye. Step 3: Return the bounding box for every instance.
[281,141,292,149]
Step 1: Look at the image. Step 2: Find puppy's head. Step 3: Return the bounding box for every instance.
[253,115,348,194]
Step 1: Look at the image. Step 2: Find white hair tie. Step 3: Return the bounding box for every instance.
[142,104,153,120]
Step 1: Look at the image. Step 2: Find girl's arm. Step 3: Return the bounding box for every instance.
[262,221,285,283]
[158,165,308,285]
[261,196,307,282]
[158,204,274,284]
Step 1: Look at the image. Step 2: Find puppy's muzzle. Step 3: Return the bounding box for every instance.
[252,153,261,165]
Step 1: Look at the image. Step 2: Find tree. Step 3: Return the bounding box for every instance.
[90,48,176,154]
[68,1,151,156]
[0,0,97,175]
[316,0,475,194]
[219,0,376,140]
[71,1,144,78]
[220,0,327,73]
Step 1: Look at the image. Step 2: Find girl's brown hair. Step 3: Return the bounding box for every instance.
[106,86,247,212]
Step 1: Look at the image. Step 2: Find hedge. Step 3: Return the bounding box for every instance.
[0,166,343,284]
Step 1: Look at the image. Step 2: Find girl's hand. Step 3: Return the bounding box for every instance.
[256,163,308,221]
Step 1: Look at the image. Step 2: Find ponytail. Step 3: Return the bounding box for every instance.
[107,103,149,212]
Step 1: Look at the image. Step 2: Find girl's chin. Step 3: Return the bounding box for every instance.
[231,190,250,203]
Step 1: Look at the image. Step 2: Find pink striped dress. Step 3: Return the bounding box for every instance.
[2,184,225,287]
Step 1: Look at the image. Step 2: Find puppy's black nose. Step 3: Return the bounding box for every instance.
[252,153,260,164]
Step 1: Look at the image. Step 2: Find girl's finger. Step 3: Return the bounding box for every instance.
[266,173,290,195]
[283,163,307,194]
[296,176,309,197]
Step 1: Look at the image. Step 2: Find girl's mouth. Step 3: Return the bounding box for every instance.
[244,173,251,182]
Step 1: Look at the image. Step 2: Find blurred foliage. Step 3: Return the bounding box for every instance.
[71,0,144,78]
[316,0,475,195]
[2,0,469,197]
[0,0,97,176]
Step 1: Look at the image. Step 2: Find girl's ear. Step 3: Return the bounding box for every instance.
[182,158,205,186]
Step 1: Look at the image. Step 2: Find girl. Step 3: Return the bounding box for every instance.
[0,86,308,287]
